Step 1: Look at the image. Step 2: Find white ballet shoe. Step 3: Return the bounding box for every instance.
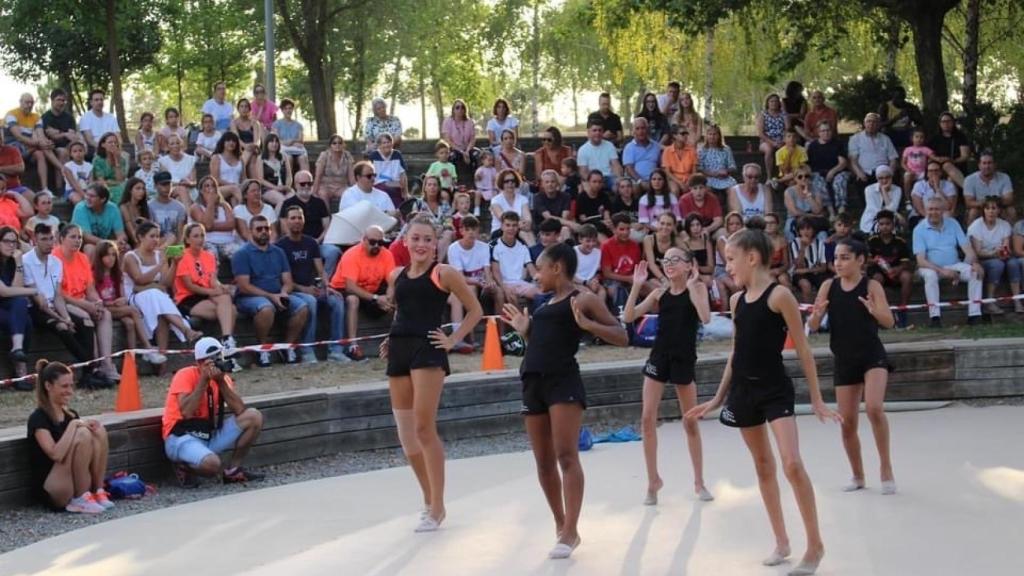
[763,547,791,566]
[697,487,715,502]
[643,491,658,506]
[881,480,898,495]
[788,555,822,575]
[414,511,445,532]
[548,535,581,560]
[842,478,866,492]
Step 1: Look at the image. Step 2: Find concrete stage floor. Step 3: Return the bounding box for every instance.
[2,404,1023,576]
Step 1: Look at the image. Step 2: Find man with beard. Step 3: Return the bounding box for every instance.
[329,225,396,361]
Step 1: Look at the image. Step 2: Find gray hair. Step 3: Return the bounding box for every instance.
[372,98,386,108]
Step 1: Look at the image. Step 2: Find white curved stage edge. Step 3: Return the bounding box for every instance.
[2,405,1023,575]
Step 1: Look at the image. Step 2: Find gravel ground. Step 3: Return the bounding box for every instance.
[2,399,1021,555]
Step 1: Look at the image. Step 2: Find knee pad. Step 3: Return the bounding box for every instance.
[393,409,421,456]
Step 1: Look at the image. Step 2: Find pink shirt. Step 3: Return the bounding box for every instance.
[442,117,476,152]
[637,194,680,225]
[902,145,933,177]
[251,99,279,131]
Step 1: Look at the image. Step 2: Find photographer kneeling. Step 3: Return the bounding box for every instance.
[162,337,265,487]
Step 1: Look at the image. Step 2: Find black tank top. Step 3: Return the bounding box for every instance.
[390,263,449,337]
[238,126,254,144]
[731,283,788,382]
[521,290,583,376]
[827,276,880,359]
[652,288,699,361]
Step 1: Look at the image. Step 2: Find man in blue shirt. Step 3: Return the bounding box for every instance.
[231,215,310,367]
[912,196,983,327]
[277,205,349,364]
[622,117,662,187]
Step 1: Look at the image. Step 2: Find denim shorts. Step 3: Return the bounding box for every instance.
[164,416,243,467]
[235,294,309,318]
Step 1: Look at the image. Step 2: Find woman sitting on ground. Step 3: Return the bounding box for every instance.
[27,360,114,514]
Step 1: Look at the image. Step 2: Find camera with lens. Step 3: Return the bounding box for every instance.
[213,357,236,373]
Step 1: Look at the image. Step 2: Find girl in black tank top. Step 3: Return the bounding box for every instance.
[688,228,840,575]
[380,217,483,534]
[624,248,713,505]
[502,243,627,561]
[808,239,897,496]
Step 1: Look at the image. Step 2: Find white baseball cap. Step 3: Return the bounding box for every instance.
[194,337,224,361]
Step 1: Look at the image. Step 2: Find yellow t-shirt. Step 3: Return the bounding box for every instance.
[5,108,41,138]
[775,145,808,177]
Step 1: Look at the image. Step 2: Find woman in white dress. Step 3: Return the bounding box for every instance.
[123,221,202,351]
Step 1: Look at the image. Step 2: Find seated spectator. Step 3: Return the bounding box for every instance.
[0,225,34,378]
[413,175,454,259]
[848,113,899,186]
[210,131,245,206]
[560,157,581,199]
[475,150,499,204]
[193,114,222,161]
[623,117,661,186]
[679,174,723,239]
[788,217,829,303]
[643,212,683,285]
[489,169,534,245]
[762,213,792,288]
[682,214,715,286]
[24,191,61,243]
[330,225,396,361]
[1013,216,1024,312]
[637,169,678,232]
[637,92,672,145]
[602,212,654,307]
[928,111,970,188]
[532,169,574,241]
[867,210,913,327]
[573,224,607,301]
[728,164,773,222]
[714,212,746,311]
[202,82,234,135]
[119,177,152,247]
[53,224,119,385]
[799,90,838,141]
[672,92,704,145]
[824,212,856,274]
[368,133,408,208]
[878,86,923,149]
[173,223,238,353]
[913,196,983,327]
[134,111,159,158]
[860,166,904,234]
[278,205,348,364]
[313,134,355,204]
[773,129,807,190]
[340,160,397,215]
[92,133,128,204]
[364,97,403,153]
[530,126,573,186]
[251,84,278,131]
[162,337,265,488]
[442,99,481,172]
[806,120,850,212]
[158,134,198,209]
[78,89,120,152]
[662,126,698,195]
[910,161,957,224]
[963,151,1015,223]
[134,150,158,198]
[234,180,278,243]
[231,98,265,166]
[149,171,188,245]
[968,197,1021,315]
[190,176,241,259]
[158,107,188,153]
[281,170,339,277]
[658,81,682,119]
[494,129,526,181]
[232,215,310,367]
[783,165,830,240]
[696,124,737,197]
[756,94,786,179]
[577,120,622,191]
[610,177,644,240]
[92,240,164,365]
[70,183,127,257]
[575,170,614,239]
[426,140,458,193]
[257,134,292,209]
[27,360,114,512]
[446,215,495,352]
[0,129,31,199]
[490,211,539,310]
[530,218,564,263]
[6,93,53,195]
[0,176,33,232]
[587,92,624,146]
[41,88,81,192]
[61,141,92,204]
[450,191,472,239]
[900,127,933,194]
[123,221,202,349]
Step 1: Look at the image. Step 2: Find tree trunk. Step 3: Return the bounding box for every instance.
[388,53,402,116]
[176,61,184,116]
[530,0,540,137]
[962,0,981,134]
[104,0,128,140]
[906,9,950,126]
[884,19,901,79]
[571,79,579,128]
[703,27,715,120]
[419,70,427,140]
[308,64,337,140]
[353,36,367,140]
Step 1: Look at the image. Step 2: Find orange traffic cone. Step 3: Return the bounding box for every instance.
[783,332,795,350]
[481,317,505,371]
[115,352,142,412]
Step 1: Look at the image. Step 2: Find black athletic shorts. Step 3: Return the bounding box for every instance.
[520,372,587,416]
[385,335,450,377]
[642,352,696,385]
[177,294,205,317]
[719,374,795,428]
[833,347,892,387]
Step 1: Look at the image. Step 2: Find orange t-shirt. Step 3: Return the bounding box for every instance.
[161,366,236,439]
[174,249,217,304]
[0,197,21,229]
[661,145,697,184]
[53,250,93,300]
[330,243,396,293]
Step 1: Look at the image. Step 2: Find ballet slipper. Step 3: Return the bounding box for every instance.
[881,480,898,495]
[548,535,581,560]
[763,546,791,566]
[697,487,714,502]
[643,491,658,506]
[841,478,865,492]
[787,552,823,576]
[414,510,445,532]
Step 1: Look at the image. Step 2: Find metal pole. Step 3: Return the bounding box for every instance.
[264,0,276,100]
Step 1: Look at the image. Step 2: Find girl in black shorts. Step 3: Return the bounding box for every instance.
[380,215,482,533]
[502,243,627,560]
[808,238,897,495]
[623,247,714,505]
[688,227,841,576]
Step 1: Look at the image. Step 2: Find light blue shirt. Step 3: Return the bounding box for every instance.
[622,138,661,181]
[912,215,968,268]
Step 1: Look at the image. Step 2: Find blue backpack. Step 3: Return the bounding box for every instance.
[105,472,150,499]
[630,316,659,347]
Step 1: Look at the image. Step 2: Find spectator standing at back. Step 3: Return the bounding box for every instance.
[963,152,1015,224]
[578,120,622,192]
[848,113,899,187]
[364,98,403,154]
[799,90,838,141]
[928,111,971,188]
[250,84,278,132]
[329,225,396,361]
[272,99,309,173]
[6,93,54,195]
[878,86,923,149]
[623,117,661,188]
[42,88,81,193]
[202,82,234,133]
[913,196,983,328]
[77,89,120,153]
[587,93,624,147]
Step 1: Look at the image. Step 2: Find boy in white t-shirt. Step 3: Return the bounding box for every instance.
[445,215,495,352]
[573,223,607,301]
[134,149,158,199]
[60,141,92,204]
[490,211,538,317]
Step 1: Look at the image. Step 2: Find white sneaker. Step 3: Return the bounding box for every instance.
[328,349,352,363]
[223,335,238,351]
[257,351,273,367]
[144,352,167,365]
[285,349,298,364]
[66,493,105,514]
[301,350,318,364]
